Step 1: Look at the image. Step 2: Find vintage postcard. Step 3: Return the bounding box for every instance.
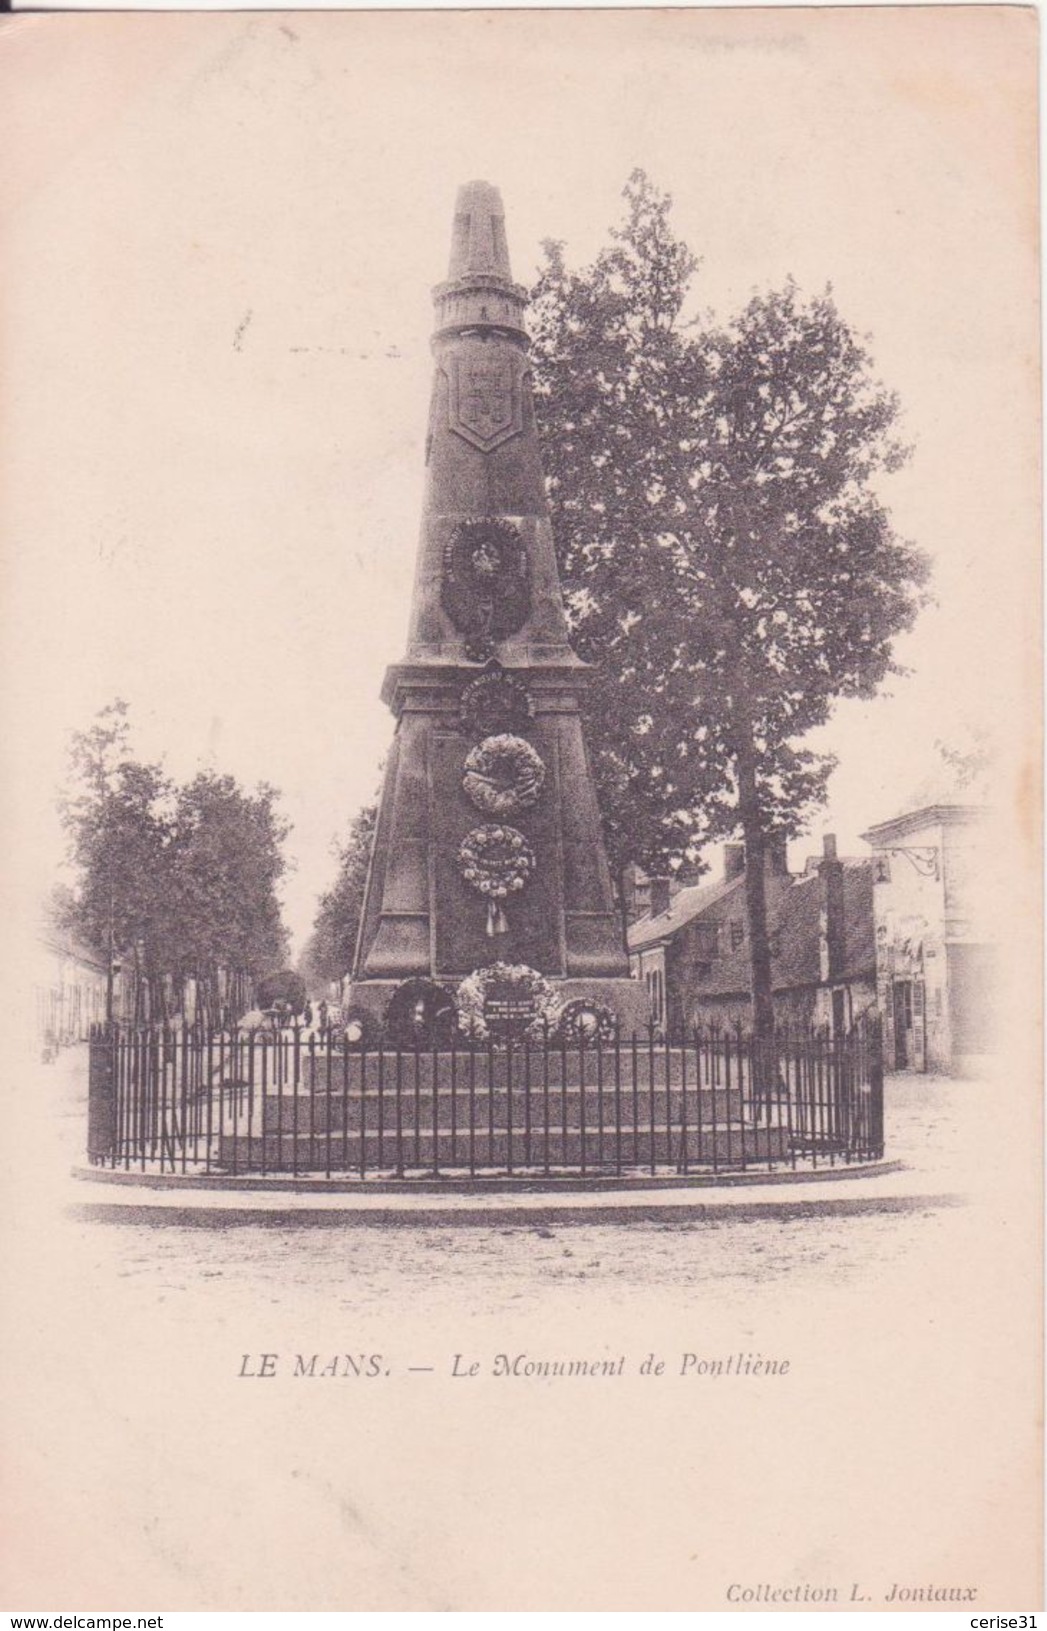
[0,6,1041,1613]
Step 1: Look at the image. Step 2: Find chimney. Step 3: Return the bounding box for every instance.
[620,865,635,920]
[819,833,845,981]
[649,877,671,917]
[768,835,790,875]
[724,843,746,881]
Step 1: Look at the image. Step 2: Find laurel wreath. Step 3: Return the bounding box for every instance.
[441,519,531,655]
[462,734,545,818]
[456,962,564,1042]
[458,824,535,900]
[557,999,619,1044]
[382,979,458,1048]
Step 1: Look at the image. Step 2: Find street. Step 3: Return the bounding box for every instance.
[1,1043,1038,1610]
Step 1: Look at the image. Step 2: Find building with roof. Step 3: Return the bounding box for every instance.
[860,801,994,1073]
[627,836,876,1036]
[35,925,115,1058]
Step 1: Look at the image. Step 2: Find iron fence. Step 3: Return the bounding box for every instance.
[86,1018,884,1181]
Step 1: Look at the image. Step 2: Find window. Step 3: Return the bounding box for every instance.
[730,920,744,950]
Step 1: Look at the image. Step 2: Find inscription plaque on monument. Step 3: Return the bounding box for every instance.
[483,978,540,1040]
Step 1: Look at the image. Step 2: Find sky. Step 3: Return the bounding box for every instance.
[2,7,1039,959]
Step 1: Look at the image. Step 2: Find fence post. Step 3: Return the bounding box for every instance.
[869,1016,885,1155]
[87,1022,116,1163]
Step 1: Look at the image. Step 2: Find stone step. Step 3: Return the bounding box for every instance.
[215,1124,791,1174]
[282,1048,755,1094]
[242,1085,746,1136]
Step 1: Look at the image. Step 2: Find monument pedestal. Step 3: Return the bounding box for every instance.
[216,1051,785,1174]
[344,977,650,1040]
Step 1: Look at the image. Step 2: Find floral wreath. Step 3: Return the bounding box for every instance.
[382,979,458,1048]
[558,999,619,1044]
[462,734,545,818]
[459,825,534,899]
[441,519,531,660]
[459,823,535,936]
[456,962,564,1042]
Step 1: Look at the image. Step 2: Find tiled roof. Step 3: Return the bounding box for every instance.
[629,861,876,994]
[627,873,744,953]
[706,862,875,995]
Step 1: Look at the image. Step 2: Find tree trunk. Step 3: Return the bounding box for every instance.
[203,965,219,1030]
[132,943,144,1025]
[615,861,632,954]
[735,738,776,1044]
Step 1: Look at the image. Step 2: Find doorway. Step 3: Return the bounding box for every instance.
[892,980,913,1069]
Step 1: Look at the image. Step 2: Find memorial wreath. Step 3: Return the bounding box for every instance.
[458,823,535,935]
[456,962,564,1042]
[557,999,619,1044]
[440,519,531,663]
[462,734,545,817]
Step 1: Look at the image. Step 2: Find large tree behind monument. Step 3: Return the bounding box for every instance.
[530,171,930,1038]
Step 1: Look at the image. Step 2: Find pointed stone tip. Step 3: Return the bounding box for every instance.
[448,180,512,281]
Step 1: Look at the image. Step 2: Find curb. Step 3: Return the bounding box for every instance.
[66,1193,964,1227]
[66,1161,964,1227]
[71,1158,903,1195]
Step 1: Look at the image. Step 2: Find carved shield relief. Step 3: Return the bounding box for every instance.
[444,342,526,452]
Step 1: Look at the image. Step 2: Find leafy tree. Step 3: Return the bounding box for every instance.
[303,803,378,991]
[302,803,378,990]
[255,968,307,1015]
[57,701,175,1019]
[58,702,291,1022]
[165,772,291,1023]
[934,727,993,799]
[530,171,930,1037]
[529,184,713,902]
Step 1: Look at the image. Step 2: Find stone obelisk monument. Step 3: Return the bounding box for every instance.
[348,181,645,1041]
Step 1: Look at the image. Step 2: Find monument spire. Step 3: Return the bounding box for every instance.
[447,179,513,280]
[395,178,575,671]
[350,183,644,1040]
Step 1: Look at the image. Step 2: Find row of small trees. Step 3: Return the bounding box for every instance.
[54,701,291,1026]
[310,172,929,1036]
[299,804,376,992]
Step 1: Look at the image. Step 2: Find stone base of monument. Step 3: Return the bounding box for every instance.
[214,1053,791,1175]
[217,1126,788,1173]
[343,977,650,1039]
